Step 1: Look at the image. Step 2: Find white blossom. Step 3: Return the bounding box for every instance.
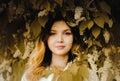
[38,9,48,17]
[0,74,5,81]
[13,49,22,58]
[88,51,99,72]
[0,59,12,81]
[103,30,110,43]
[74,6,83,20]
[114,60,120,81]
[98,58,112,81]
[22,40,34,59]
[0,59,12,73]
[88,69,99,81]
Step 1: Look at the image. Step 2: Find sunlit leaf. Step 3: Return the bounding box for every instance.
[79,21,88,34]
[88,20,94,29]
[87,39,93,48]
[94,16,105,28]
[100,13,113,28]
[94,40,102,47]
[103,29,110,43]
[92,27,101,38]
[94,13,113,28]
[107,19,113,28]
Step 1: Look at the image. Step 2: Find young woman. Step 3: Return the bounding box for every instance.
[21,12,89,81]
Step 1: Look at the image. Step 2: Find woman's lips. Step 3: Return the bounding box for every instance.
[56,46,65,49]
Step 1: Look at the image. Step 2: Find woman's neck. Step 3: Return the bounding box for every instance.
[50,54,68,71]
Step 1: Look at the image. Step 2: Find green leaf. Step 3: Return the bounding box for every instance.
[107,19,113,28]
[94,13,113,28]
[30,18,42,37]
[17,37,25,54]
[94,40,102,47]
[99,1,111,14]
[38,16,48,27]
[79,20,94,35]
[88,20,94,30]
[87,39,93,48]
[92,27,101,38]
[79,21,88,34]
[94,16,105,28]
[100,13,113,28]
[54,0,63,7]
[40,1,51,11]
[45,1,51,11]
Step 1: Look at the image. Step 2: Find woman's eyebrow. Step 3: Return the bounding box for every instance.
[64,29,71,32]
[50,28,71,31]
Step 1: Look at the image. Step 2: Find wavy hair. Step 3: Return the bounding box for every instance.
[24,12,85,81]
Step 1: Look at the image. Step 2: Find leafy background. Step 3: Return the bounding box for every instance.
[0,0,120,81]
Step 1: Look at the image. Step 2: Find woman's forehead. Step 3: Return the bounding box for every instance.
[51,21,70,30]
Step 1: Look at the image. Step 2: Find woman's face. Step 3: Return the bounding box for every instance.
[47,20,73,56]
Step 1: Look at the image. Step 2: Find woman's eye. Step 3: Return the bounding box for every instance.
[64,32,72,35]
[49,32,56,35]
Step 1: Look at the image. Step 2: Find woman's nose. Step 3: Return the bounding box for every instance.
[57,34,63,43]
